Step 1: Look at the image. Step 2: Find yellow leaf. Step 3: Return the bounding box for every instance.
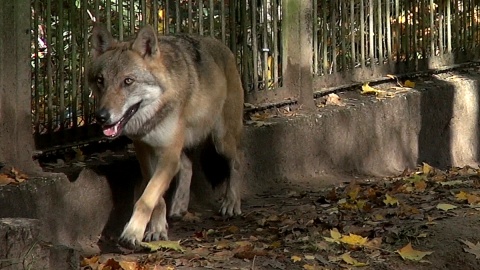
[456,191,469,201]
[140,240,184,252]
[346,184,361,201]
[361,83,385,95]
[383,194,399,206]
[396,243,433,261]
[404,80,416,88]
[436,203,458,211]
[291,255,302,262]
[422,162,434,175]
[118,261,138,270]
[466,193,480,205]
[341,253,369,266]
[340,234,368,247]
[303,264,315,270]
[324,228,342,243]
[304,255,315,260]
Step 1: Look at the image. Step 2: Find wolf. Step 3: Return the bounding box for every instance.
[88,23,244,247]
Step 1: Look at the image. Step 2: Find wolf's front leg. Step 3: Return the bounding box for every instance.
[144,196,169,241]
[119,142,183,248]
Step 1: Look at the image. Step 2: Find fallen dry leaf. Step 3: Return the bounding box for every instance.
[460,239,480,259]
[140,240,184,252]
[325,93,345,106]
[341,253,369,267]
[291,255,302,262]
[340,233,368,247]
[404,80,415,88]
[384,194,399,206]
[396,243,433,261]
[436,203,458,211]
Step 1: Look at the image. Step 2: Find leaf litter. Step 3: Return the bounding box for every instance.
[72,162,480,269]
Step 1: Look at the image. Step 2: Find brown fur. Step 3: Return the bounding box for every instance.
[88,23,244,247]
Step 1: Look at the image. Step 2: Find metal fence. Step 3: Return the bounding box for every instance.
[31,0,480,150]
[312,0,480,90]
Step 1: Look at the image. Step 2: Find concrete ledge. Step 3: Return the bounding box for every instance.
[0,71,479,254]
[243,71,480,191]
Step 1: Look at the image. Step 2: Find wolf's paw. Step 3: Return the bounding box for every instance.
[143,219,169,242]
[119,222,145,249]
[220,196,242,217]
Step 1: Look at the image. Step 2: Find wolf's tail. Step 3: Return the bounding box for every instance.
[200,136,230,188]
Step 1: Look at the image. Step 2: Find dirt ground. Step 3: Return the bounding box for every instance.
[58,154,480,270]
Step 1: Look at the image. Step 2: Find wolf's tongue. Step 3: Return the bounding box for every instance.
[103,123,120,137]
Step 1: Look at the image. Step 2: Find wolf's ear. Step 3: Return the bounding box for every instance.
[132,25,158,58]
[91,23,116,58]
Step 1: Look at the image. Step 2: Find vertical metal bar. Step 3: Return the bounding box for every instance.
[412,0,417,64]
[273,0,279,87]
[33,0,40,133]
[106,0,111,30]
[439,1,444,55]
[350,0,355,68]
[360,0,366,67]
[322,0,328,73]
[419,0,425,58]
[469,0,474,50]
[119,0,124,40]
[330,0,337,72]
[175,0,180,33]
[188,0,193,33]
[377,0,383,64]
[313,0,318,75]
[430,0,435,57]
[153,0,158,31]
[95,0,100,20]
[447,0,452,52]
[141,0,146,26]
[165,0,170,34]
[251,0,258,91]
[209,0,214,37]
[386,0,392,62]
[199,0,204,35]
[241,0,248,89]
[221,0,226,43]
[46,0,53,133]
[262,0,268,88]
[341,0,347,70]
[395,0,400,61]
[368,0,374,65]
[230,0,237,53]
[130,0,135,34]
[405,0,410,65]
[70,0,78,128]
[58,0,65,130]
[82,0,90,124]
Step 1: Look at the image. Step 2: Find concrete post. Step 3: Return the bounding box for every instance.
[282,0,315,109]
[0,0,40,173]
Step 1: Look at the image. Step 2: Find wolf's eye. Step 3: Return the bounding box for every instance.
[96,77,104,86]
[124,78,134,86]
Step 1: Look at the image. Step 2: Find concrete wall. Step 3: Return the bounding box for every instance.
[1,71,480,252]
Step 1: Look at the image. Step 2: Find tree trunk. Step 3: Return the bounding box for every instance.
[0,0,40,173]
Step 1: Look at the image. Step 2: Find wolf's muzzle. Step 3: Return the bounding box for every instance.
[95,108,110,125]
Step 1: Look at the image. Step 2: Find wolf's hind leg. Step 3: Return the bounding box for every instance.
[212,133,242,217]
[169,152,192,218]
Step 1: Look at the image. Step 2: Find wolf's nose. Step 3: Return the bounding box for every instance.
[95,109,110,125]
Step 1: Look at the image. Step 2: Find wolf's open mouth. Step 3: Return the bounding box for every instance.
[102,102,141,138]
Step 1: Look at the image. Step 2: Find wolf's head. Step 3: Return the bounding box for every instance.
[88,23,164,139]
